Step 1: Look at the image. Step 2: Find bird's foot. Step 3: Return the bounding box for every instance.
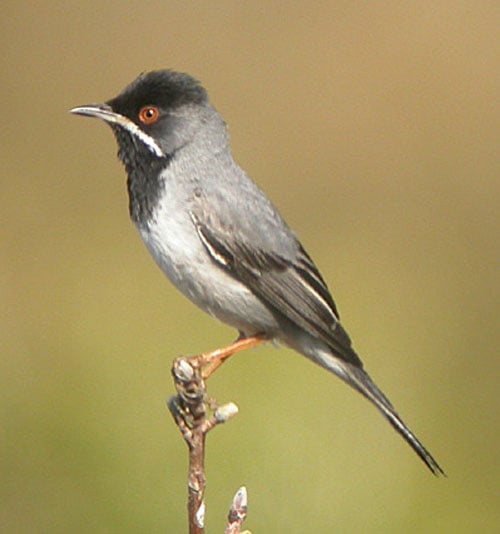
[199,334,268,379]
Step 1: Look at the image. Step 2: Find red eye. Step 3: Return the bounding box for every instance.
[138,105,160,125]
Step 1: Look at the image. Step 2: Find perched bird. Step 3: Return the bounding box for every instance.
[71,69,443,475]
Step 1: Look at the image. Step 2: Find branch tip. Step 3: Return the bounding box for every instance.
[225,486,249,534]
[173,357,197,382]
[215,402,239,423]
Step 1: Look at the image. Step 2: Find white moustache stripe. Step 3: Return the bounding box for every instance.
[109,116,165,158]
[70,106,165,158]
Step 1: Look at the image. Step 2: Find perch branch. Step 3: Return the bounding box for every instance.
[168,343,246,534]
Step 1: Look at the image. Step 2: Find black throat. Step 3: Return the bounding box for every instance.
[113,127,171,227]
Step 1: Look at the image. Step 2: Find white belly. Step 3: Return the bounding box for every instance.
[137,193,280,336]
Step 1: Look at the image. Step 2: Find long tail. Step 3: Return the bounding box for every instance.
[316,351,445,476]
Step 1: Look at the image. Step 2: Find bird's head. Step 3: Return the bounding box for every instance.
[70,70,215,162]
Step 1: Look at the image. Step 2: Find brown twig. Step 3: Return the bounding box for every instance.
[168,354,239,533]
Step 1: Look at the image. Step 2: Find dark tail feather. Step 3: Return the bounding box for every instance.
[345,364,445,476]
[313,349,445,476]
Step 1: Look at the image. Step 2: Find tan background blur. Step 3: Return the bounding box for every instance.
[1,2,498,532]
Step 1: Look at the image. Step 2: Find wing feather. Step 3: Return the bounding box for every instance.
[192,216,362,367]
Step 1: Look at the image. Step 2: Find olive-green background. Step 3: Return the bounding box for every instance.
[1,2,498,532]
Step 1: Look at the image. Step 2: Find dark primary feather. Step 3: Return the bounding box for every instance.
[193,217,363,368]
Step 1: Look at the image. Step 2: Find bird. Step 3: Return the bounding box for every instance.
[71,69,444,476]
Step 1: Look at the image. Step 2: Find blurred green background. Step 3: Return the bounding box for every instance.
[1,1,498,532]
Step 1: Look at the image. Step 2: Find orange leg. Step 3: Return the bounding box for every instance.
[200,335,267,378]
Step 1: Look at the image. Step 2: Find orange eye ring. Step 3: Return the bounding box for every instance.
[138,105,160,125]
